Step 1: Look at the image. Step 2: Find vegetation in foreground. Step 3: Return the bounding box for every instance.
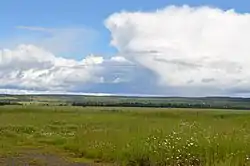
[0,106,250,165]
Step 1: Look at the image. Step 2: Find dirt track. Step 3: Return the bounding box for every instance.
[0,150,90,166]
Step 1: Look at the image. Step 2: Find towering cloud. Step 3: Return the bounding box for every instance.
[105,5,250,95]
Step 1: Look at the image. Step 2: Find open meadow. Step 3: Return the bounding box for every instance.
[0,106,250,165]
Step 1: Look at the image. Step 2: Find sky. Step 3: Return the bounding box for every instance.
[1,0,250,96]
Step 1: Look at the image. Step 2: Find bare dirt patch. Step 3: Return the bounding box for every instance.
[0,149,90,166]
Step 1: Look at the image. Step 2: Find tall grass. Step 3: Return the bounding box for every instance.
[0,106,250,165]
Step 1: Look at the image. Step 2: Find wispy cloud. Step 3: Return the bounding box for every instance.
[5,25,99,57]
[16,26,54,32]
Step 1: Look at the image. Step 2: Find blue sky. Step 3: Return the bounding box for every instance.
[1,0,250,96]
[0,0,248,58]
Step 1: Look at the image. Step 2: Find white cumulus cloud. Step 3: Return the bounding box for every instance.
[0,44,117,91]
[105,5,250,95]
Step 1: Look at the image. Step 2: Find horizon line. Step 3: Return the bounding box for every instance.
[0,92,249,99]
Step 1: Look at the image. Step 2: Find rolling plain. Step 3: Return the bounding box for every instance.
[0,102,250,165]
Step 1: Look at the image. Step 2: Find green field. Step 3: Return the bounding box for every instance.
[0,106,250,165]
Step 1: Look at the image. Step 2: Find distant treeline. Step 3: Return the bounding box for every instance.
[0,101,22,106]
[71,101,250,110]
[2,94,250,110]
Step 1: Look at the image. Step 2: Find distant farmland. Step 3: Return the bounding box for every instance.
[1,94,250,109]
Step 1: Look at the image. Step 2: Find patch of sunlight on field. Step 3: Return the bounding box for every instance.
[0,106,250,165]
